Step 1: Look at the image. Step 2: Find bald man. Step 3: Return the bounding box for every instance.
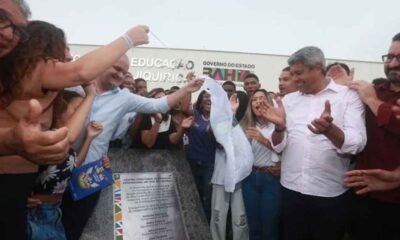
[61,55,205,240]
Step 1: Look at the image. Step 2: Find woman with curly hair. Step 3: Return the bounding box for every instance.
[0,20,149,240]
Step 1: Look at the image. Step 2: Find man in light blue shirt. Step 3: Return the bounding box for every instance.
[62,55,204,240]
[73,55,203,165]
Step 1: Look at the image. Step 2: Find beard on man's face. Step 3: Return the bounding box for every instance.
[385,66,400,84]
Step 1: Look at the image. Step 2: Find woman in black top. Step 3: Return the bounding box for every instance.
[139,88,193,149]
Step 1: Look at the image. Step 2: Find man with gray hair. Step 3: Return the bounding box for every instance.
[0,0,30,57]
[260,46,367,240]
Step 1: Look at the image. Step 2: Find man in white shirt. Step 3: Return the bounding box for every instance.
[261,46,367,240]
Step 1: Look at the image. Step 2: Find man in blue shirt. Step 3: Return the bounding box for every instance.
[61,55,204,240]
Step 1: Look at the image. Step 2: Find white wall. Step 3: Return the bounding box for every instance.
[70,44,385,92]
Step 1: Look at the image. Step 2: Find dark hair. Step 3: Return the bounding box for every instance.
[148,88,164,98]
[222,81,236,91]
[52,90,82,127]
[0,20,66,105]
[170,86,180,91]
[282,66,291,72]
[134,78,146,84]
[195,90,209,115]
[372,77,387,86]
[235,90,249,122]
[326,62,350,75]
[243,73,259,82]
[392,33,400,42]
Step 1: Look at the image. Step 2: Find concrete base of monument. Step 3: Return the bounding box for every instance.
[80,148,212,240]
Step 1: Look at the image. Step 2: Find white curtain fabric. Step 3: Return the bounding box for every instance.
[205,77,253,192]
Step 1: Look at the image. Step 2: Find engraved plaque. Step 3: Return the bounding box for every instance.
[113,172,188,240]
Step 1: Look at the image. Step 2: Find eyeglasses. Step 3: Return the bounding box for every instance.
[382,54,400,63]
[0,23,29,42]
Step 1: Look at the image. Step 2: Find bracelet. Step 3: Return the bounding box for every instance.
[121,34,134,48]
[274,126,286,133]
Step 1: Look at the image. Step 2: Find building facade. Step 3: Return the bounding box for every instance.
[70,44,385,92]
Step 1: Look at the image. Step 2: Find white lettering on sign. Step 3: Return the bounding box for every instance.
[135,71,186,83]
[130,58,194,70]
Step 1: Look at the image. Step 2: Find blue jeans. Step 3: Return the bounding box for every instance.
[188,159,215,222]
[27,203,66,240]
[242,170,282,240]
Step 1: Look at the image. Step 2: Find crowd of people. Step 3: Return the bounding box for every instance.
[1,1,400,240]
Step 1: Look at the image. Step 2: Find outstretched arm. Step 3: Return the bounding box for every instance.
[41,25,150,90]
[166,76,204,108]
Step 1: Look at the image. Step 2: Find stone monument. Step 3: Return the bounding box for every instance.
[81,149,211,240]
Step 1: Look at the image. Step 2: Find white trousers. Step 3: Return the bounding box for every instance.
[210,184,249,240]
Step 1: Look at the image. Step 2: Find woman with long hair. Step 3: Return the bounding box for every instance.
[0,20,150,166]
[240,89,282,240]
[0,20,149,239]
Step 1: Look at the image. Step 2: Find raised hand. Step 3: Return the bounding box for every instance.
[82,80,97,97]
[13,99,70,164]
[184,77,204,93]
[327,65,354,84]
[125,25,150,47]
[308,100,333,134]
[230,93,239,114]
[259,97,286,129]
[180,116,194,129]
[87,121,103,138]
[186,71,196,82]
